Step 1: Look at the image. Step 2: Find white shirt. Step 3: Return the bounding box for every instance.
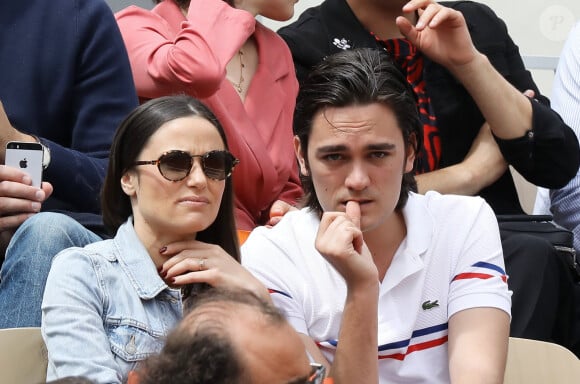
[242,192,511,383]
[545,21,580,253]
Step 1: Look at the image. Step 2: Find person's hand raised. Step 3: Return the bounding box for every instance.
[158,240,269,300]
[315,201,378,288]
[396,1,478,71]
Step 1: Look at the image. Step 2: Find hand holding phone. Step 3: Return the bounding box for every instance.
[5,141,44,187]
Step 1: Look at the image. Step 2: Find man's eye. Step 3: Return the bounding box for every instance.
[323,153,343,161]
[369,152,388,159]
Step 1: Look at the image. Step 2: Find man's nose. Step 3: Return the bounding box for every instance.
[344,161,370,190]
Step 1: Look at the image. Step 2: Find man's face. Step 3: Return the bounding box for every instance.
[295,103,415,232]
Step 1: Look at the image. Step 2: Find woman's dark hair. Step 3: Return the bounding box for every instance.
[101,95,240,268]
[294,48,423,216]
[153,0,234,9]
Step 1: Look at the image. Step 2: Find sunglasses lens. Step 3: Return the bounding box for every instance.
[159,151,192,181]
[203,151,231,180]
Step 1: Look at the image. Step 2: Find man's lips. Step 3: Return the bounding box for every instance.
[341,199,373,206]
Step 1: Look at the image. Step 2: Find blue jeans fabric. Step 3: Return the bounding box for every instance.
[0,212,102,328]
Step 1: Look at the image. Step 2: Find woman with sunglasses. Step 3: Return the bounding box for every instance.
[116,0,303,235]
[41,95,268,383]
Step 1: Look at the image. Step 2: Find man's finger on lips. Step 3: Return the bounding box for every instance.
[345,200,361,228]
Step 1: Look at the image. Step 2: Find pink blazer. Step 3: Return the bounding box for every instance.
[116,0,302,230]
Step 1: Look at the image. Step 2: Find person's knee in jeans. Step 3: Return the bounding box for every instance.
[0,212,102,328]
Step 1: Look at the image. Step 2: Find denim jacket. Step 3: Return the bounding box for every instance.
[41,218,183,383]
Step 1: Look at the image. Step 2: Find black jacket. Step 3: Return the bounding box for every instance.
[279,0,580,214]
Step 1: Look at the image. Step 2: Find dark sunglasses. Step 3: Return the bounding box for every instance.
[133,150,239,181]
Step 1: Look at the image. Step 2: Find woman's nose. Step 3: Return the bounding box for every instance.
[185,159,207,188]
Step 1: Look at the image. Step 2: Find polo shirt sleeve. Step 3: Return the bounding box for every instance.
[447,200,512,319]
[241,226,310,335]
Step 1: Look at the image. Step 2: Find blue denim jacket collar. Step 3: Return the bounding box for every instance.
[113,218,171,300]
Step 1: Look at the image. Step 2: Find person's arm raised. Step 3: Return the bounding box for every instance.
[314,201,379,384]
[397,1,532,141]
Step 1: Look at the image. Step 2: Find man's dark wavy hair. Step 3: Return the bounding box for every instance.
[294,48,423,216]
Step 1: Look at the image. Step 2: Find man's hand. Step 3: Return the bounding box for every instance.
[0,165,53,232]
[397,1,478,71]
[315,201,377,288]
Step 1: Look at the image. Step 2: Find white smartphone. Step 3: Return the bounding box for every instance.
[5,141,44,188]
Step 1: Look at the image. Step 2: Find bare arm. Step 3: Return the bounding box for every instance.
[330,278,379,383]
[314,202,379,384]
[416,123,507,195]
[448,307,510,384]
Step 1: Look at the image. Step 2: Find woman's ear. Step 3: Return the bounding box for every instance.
[293,136,309,176]
[121,171,138,197]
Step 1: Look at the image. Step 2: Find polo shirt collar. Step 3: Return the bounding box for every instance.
[381,193,434,291]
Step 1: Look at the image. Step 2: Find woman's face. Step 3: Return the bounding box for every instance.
[122,116,227,241]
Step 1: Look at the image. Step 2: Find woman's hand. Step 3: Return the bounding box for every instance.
[159,240,269,299]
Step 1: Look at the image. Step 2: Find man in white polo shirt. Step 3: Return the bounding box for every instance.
[242,48,511,383]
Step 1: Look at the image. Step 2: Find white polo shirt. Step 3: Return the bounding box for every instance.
[242,191,511,383]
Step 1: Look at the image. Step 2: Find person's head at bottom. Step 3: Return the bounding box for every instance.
[130,288,326,384]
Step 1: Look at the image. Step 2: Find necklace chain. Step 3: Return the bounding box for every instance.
[230,49,245,93]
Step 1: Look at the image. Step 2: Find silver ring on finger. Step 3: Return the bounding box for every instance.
[198,258,206,271]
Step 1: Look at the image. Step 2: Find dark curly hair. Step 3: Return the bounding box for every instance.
[294,48,423,216]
